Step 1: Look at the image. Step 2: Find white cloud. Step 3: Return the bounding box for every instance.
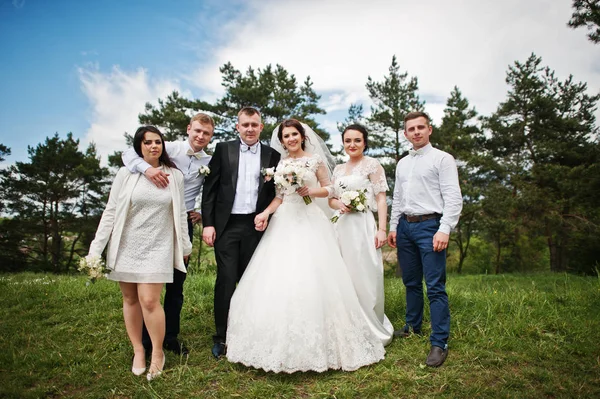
[78,64,183,165]
[190,0,599,132]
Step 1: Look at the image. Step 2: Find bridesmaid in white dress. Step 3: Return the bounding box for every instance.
[88,126,192,380]
[329,124,394,346]
[225,119,385,373]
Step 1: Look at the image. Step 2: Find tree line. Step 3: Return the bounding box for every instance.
[1,2,599,275]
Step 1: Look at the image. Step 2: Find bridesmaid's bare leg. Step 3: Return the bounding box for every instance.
[138,283,165,374]
[119,282,145,370]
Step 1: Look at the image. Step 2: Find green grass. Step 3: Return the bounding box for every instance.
[1,271,599,398]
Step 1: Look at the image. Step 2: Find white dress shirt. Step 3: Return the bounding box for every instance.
[231,141,261,214]
[389,143,462,235]
[122,140,211,212]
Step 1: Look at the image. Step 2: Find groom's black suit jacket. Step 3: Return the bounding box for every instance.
[201,139,281,239]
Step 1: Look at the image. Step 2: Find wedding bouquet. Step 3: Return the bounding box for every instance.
[330,187,368,223]
[78,254,109,284]
[273,163,312,205]
[198,165,211,177]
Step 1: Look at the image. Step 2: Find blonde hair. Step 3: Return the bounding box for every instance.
[190,113,215,128]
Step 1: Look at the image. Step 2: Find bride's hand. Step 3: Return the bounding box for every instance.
[375,230,387,249]
[254,211,269,232]
[296,186,312,197]
[334,198,350,214]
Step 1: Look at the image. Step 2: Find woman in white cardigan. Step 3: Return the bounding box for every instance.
[88,126,192,381]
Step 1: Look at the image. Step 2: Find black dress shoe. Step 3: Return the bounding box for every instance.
[393,327,422,338]
[212,342,226,359]
[425,346,448,367]
[164,339,189,356]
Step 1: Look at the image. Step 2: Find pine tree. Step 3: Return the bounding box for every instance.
[2,134,110,272]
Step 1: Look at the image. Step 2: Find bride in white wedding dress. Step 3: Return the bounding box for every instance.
[225,119,385,373]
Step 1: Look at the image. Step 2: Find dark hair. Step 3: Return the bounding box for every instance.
[277,119,307,150]
[132,126,177,169]
[404,111,431,126]
[342,124,369,152]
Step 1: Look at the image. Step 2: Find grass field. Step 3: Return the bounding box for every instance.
[1,270,599,398]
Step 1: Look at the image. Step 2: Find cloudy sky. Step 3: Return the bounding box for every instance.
[0,0,598,166]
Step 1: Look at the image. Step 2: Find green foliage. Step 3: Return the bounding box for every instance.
[336,103,366,133]
[1,272,599,398]
[139,91,214,142]
[212,62,327,142]
[483,53,600,273]
[568,0,600,43]
[366,55,425,162]
[436,87,485,273]
[1,134,110,272]
[0,143,10,162]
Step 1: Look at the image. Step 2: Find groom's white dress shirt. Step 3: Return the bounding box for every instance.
[122,141,211,212]
[389,143,462,235]
[231,141,261,214]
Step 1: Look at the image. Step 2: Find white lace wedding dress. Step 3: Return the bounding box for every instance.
[226,154,385,373]
[332,156,394,346]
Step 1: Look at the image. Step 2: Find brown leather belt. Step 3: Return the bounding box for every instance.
[402,213,441,223]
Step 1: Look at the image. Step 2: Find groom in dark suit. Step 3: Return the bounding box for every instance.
[201,106,281,358]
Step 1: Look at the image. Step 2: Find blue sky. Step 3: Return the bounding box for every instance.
[1,0,598,166]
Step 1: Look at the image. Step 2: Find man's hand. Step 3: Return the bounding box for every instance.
[202,226,216,247]
[145,167,170,188]
[387,231,397,248]
[433,231,449,252]
[254,212,269,232]
[189,211,202,225]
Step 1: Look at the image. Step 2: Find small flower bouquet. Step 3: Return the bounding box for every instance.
[78,254,109,284]
[198,165,211,177]
[261,167,275,182]
[273,163,312,205]
[330,187,368,223]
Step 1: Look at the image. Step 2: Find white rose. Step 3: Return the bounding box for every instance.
[340,192,353,205]
[356,204,365,211]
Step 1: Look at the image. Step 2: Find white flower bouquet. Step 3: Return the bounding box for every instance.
[273,162,312,205]
[331,186,368,223]
[198,165,211,177]
[78,254,109,284]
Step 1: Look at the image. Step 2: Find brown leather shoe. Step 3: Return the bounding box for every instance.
[425,346,448,367]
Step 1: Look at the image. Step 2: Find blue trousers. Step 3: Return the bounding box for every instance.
[396,217,450,349]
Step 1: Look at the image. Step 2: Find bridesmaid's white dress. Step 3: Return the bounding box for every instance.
[332,156,394,346]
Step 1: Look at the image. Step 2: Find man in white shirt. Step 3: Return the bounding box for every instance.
[122,113,214,356]
[201,107,280,359]
[387,111,463,367]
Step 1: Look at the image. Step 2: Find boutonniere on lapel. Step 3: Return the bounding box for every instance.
[261,167,275,182]
[198,165,211,177]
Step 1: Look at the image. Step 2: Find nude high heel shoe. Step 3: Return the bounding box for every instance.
[131,354,146,376]
[146,353,165,381]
